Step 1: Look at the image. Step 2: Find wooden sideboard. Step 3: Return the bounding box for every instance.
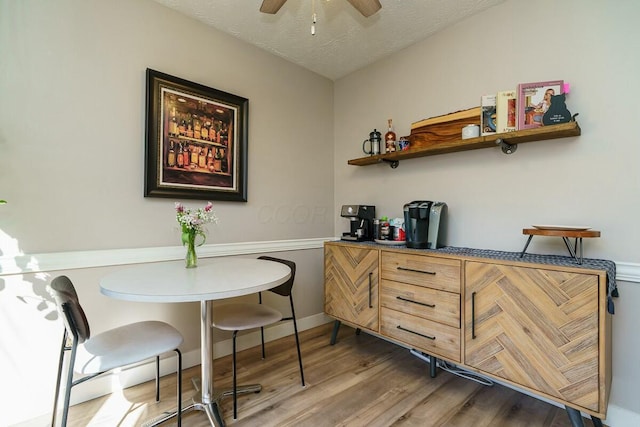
[323,241,612,423]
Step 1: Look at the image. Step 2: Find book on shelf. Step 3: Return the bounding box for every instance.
[517,80,564,130]
[496,90,517,133]
[480,94,496,136]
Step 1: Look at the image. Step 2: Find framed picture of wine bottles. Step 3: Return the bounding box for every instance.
[144,68,248,202]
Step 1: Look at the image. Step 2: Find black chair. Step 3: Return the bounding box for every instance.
[48,275,184,427]
[211,256,305,419]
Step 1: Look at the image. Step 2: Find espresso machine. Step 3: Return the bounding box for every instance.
[403,201,447,249]
[340,205,376,241]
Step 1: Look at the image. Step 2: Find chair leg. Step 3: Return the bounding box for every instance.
[175,349,182,427]
[289,295,305,386]
[232,331,238,419]
[155,355,160,402]
[259,292,266,359]
[61,340,79,427]
[51,331,68,427]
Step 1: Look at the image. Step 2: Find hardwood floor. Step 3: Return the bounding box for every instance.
[65,323,596,427]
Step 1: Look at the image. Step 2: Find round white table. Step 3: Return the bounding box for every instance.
[100,257,292,427]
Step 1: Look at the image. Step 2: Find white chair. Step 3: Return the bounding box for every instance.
[211,256,305,419]
[48,275,184,427]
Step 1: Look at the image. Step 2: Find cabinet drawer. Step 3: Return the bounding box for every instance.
[381,279,460,328]
[381,308,461,362]
[381,251,461,293]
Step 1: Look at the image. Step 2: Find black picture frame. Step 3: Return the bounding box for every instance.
[144,68,248,202]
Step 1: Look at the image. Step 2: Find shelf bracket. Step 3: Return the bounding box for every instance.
[495,138,517,155]
[383,159,400,168]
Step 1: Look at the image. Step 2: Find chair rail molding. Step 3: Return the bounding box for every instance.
[615,261,639,283]
[2,238,638,286]
[0,237,333,276]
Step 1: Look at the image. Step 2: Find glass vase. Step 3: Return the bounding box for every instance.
[185,233,197,268]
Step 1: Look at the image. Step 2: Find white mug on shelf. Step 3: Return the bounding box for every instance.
[462,124,480,139]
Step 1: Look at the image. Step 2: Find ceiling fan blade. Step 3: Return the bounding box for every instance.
[346,0,382,17]
[260,0,288,14]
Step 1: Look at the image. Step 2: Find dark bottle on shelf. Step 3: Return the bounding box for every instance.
[179,114,186,136]
[198,146,206,168]
[221,147,228,173]
[177,142,184,167]
[190,143,199,166]
[183,143,190,167]
[220,123,228,146]
[213,147,222,172]
[210,121,217,143]
[201,119,209,141]
[167,140,176,167]
[206,147,214,170]
[186,116,194,138]
[169,107,179,137]
[194,115,202,140]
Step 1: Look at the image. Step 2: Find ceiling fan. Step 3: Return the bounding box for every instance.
[260,0,382,18]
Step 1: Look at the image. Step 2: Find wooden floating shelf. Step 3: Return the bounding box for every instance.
[348,121,581,167]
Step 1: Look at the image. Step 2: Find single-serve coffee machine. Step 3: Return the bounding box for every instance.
[403,201,448,249]
[340,205,375,241]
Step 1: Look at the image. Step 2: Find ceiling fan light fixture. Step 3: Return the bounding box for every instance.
[346,0,382,17]
[259,0,287,14]
[311,12,317,35]
[260,0,381,18]
[311,0,317,35]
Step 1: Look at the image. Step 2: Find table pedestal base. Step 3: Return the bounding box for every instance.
[141,379,262,427]
[193,378,262,426]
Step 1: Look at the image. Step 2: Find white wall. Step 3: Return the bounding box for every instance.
[333,0,640,425]
[0,0,333,424]
[0,0,334,253]
[334,0,639,262]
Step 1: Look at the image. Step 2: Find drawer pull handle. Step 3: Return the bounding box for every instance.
[396,296,435,308]
[397,266,436,275]
[368,272,373,308]
[471,291,476,339]
[397,325,436,340]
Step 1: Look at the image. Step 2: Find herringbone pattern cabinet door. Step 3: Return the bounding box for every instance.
[465,261,600,412]
[324,244,379,331]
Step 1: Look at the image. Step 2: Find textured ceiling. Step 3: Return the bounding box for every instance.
[151,0,506,80]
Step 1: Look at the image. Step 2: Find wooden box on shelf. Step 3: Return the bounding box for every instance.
[409,106,481,150]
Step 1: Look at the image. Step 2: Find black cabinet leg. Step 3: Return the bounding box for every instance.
[565,406,585,427]
[590,416,603,427]
[330,320,341,345]
[430,356,437,378]
[355,328,361,335]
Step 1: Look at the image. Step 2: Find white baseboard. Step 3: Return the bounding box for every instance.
[605,403,640,426]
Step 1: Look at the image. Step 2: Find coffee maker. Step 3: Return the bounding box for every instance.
[427,202,447,249]
[340,205,375,241]
[403,201,447,249]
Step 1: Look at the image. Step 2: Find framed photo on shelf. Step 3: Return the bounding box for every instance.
[144,68,248,202]
[517,80,563,130]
